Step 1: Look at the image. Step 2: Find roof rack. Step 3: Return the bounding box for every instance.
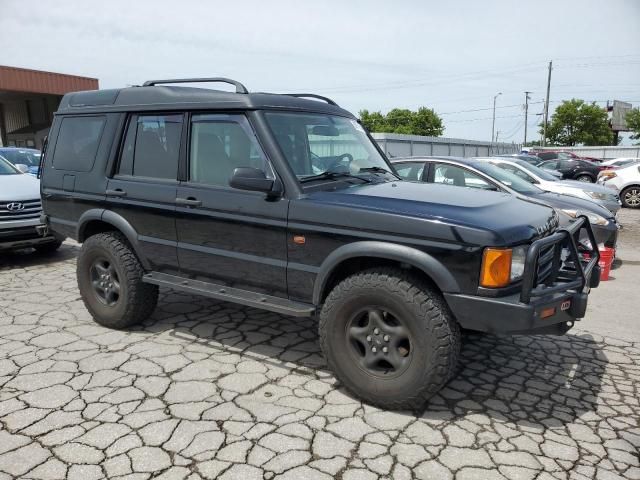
[142,77,249,94]
[285,93,338,106]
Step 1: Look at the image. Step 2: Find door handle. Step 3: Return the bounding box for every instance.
[106,189,127,197]
[175,197,202,207]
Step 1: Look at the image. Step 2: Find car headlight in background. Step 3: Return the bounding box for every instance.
[586,191,616,202]
[480,245,528,288]
[560,209,609,226]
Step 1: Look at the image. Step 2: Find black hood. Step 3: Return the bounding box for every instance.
[292,181,559,247]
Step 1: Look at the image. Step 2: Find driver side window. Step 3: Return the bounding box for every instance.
[189,115,272,186]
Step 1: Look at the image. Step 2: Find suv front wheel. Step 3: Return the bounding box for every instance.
[77,232,158,329]
[319,268,460,410]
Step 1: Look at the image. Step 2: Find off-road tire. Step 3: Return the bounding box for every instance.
[34,239,63,254]
[621,185,640,209]
[77,232,158,329]
[319,267,461,410]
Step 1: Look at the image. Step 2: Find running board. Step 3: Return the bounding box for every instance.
[143,272,315,317]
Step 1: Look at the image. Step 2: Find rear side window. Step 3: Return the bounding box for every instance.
[118,114,183,179]
[394,162,425,181]
[52,116,106,171]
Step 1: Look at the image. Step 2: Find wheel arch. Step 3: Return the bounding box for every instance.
[312,241,461,305]
[77,210,151,270]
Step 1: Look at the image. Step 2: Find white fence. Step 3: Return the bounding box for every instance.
[371,133,521,159]
[534,146,640,160]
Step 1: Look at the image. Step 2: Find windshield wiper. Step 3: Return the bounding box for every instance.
[358,166,401,179]
[300,171,373,184]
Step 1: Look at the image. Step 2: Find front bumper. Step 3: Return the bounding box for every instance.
[446,216,600,335]
[0,224,60,251]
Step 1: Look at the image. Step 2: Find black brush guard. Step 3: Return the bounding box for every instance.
[520,215,600,304]
[444,216,601,334]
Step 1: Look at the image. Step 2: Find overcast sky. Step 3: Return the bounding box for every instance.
[2,0,639,143]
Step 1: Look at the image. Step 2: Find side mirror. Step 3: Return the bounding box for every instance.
[230,167,281,196]
[15,164,29,174]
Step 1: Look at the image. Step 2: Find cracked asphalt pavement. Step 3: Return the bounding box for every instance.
[1,215,639,479]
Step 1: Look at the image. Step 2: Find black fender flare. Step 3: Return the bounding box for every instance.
[77,209,151,270]
[312,241,461,305]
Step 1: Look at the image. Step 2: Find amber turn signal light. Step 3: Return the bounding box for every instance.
[480,248,512,288]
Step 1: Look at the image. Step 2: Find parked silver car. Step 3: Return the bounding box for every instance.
[475,157,621,215]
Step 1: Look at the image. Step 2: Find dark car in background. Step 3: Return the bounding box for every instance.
[538,158,606,183]
[0,147,41,176]
[392,156,618,249]
[498,154,562,177]
[530,150,602,163]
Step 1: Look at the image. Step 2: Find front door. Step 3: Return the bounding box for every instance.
[106,113,183,274]
[176,113,288,297]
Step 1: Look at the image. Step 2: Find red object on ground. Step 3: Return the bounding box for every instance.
[598,247,615,281]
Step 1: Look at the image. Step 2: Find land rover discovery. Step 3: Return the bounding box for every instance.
[40,78,600,409]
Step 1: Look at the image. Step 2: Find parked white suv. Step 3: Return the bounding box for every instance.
[475,157,621,215]
[0,156,63,252]
[598,163,640,208]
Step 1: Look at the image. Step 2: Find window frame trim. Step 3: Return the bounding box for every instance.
[51,114,108,173]
[112,111,185,181]
[182,112,277,191]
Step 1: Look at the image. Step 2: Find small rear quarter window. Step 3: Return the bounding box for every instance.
[52,116,106,172]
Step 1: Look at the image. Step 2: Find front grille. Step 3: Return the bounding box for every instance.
[0,199,42,222]
[535,243,556,285]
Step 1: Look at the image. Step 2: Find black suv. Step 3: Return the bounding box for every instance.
[40,78,600,409]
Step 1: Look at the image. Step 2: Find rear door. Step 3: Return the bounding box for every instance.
[175,113,288,297]
[106,113,182,274]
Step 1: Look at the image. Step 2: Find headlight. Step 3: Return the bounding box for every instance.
[510,245,527,281]
[586,191,616,202]
[560,208,608,226]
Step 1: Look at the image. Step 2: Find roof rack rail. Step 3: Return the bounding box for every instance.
[285,93,338,106]
[142,77,249,94]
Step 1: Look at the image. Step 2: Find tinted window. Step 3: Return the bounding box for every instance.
[540,161,559,170]
[537,152,556,161]
[559,160,576,169]
[432,164,494,190]
[52,116,105,171]
[189,115,271,186]
[119,114,182,179]
[394,162,425,181]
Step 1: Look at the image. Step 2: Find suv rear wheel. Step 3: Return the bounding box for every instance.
[319,268,460,410]
[77,232,158,329]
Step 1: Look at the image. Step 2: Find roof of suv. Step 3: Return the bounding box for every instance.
[57,79,353,117]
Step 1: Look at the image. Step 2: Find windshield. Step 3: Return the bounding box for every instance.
[472,162,542,194]
[264,112,392,182]
[0,157,20,175]
[0,149,41,167]
[515,159,559,181]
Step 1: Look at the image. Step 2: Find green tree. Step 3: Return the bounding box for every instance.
[358,108,444,136]
[626,108,640,141]
[542,99,613,146]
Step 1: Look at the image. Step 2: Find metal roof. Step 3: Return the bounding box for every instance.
[0,65,98,96]
[56,85,354,117]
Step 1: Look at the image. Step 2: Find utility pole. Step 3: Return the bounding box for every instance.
[523,91,531,146]
[491,92,502,151]
[542,61,552,146]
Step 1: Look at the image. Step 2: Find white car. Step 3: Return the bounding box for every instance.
[598,163,640,208]
[0,157,63,252]
[600,157,640,168]
[474,157,621,215]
